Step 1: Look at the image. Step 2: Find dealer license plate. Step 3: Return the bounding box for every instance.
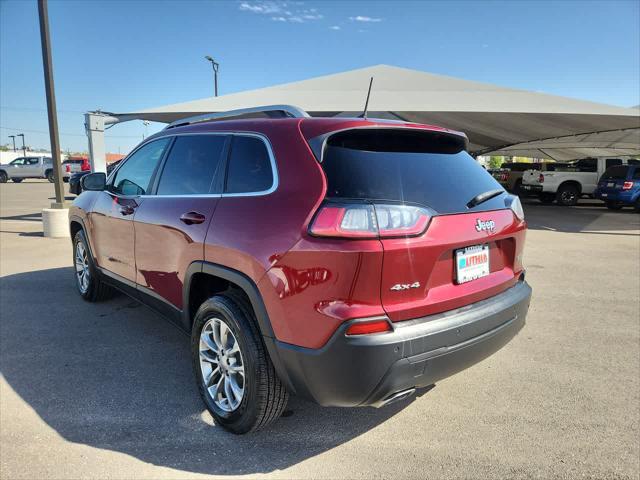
[455,244,490,284]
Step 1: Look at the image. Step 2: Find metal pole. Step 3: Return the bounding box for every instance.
[17,134,26,158]
[8,135,16,151]
[205,56,219,97]
[37,0,65,208]
[213,62,219,97]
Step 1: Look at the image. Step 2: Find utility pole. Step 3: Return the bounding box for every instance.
[17,134,26,158]
[8,135,16,152]
[205,55,220,97]
[37,0,65,208]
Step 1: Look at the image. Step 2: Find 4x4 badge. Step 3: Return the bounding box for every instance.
[475,219,496,233]
[390,282,420,291]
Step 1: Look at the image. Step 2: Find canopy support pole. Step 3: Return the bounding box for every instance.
[85,112,120,174]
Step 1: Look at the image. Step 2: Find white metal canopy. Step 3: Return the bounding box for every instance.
[89,64,639,170]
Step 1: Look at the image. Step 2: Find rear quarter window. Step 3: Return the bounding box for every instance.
[225,136,274,194]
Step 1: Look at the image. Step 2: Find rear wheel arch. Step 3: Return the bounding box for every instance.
[184,261,295,392]
[184,262,275,337]
[557,180,582,194]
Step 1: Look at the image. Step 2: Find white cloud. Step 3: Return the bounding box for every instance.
[329,25,340,30]
[239,1,324,23]
[349,15,383,23]
[239,2,282,14]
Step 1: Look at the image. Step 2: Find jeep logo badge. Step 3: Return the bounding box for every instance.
[475,219,496,233]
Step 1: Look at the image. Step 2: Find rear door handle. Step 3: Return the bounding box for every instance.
[180,211,206,225]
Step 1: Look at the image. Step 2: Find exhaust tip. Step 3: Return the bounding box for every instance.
[377,388,416,408]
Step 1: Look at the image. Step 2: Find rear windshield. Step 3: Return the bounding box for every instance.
[601,165,629,180]
[321,129,506,215]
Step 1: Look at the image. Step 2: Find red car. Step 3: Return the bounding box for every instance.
[69,106,532,434]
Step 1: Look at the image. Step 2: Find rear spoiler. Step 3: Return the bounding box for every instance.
[306,126,469,163]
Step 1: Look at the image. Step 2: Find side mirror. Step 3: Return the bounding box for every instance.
[81,172,106,191]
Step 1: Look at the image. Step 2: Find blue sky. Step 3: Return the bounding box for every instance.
[1,0,639,153]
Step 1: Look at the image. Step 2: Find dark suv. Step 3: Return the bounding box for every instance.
[69,106,532,434]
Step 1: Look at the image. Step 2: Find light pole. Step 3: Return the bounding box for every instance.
[204,55,220,97]
[17,133,26,158]
[8,135,16,152]
[37,0,65,208]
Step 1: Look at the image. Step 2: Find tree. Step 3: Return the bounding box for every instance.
[488,156,503,169]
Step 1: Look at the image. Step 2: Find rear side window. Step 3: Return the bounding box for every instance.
[225,136,274,194]
[157,135,227,195]
[111,138,170,195]
[601,166,628,180]
[321,129,505,215]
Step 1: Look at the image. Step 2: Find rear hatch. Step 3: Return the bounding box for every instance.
[598,165,630,195]
[314,128,526,322]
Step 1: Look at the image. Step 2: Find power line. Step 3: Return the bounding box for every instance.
[0,126,143,138]
[0,105,86,114]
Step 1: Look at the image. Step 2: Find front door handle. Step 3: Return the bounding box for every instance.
[180,211,206,225]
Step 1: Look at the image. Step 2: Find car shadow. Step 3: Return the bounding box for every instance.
[521,199,639,235]
[0,267,418,475]
[0,212,42,222]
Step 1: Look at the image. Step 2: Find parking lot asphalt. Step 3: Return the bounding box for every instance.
[1,180,639,480]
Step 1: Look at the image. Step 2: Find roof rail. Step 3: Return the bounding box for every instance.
[164,105,310,129]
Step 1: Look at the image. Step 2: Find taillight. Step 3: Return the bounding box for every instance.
[345,319,392,336]
[623,181,634,190]
[508,195,525,221]
[538,174,544,183]
[65,165,70,172]
[309,203,433,239]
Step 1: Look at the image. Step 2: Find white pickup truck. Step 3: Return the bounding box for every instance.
[0,156,69,183]
[520,157,636,206]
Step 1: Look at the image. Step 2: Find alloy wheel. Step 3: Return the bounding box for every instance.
[75,242,90,293]
[199,317,245,412]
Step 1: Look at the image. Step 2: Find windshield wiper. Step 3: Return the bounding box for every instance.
[467,189,504,209]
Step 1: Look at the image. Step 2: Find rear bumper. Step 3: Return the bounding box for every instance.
[594,189,638,204]
[274,279,532,407]
[519,184,543,196]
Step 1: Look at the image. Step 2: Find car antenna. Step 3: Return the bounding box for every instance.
[362,77,374,120]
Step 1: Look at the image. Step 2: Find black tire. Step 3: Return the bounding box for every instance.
[63,177,69,183]
[556,184,580,206]
[11,178,23,183]
[0,171,7,183]
[192,294,288,434]
[539,193,555,204]
[512,179,522,196]
[73,230,115,302]
[605,201,623,210]
[46,170,54,183]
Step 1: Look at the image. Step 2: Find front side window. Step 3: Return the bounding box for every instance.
[225,136,274,194]
[9,158,25,165]
[156,135,227,195]
[111,138,170,196]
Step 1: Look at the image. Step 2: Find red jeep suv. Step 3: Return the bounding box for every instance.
[69,105,532,434]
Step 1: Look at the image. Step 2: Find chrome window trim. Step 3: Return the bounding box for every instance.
[106,131,279,200]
